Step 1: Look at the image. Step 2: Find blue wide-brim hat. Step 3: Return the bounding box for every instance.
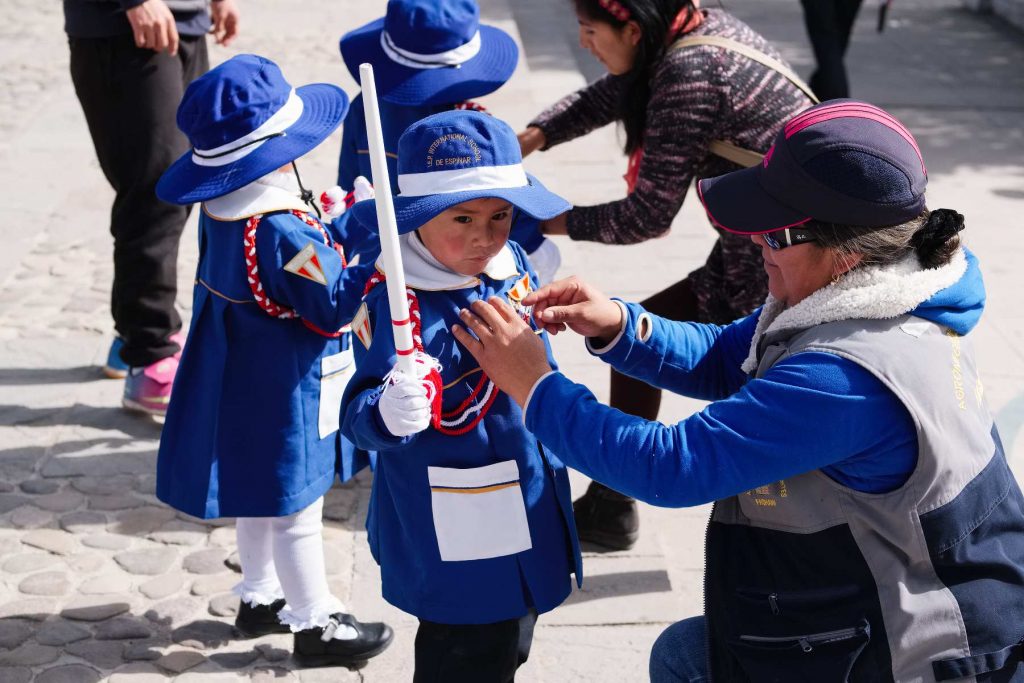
[697,99,928,234]
[350,110,569,233]
[339,0,518,106]
[157,55,350,205]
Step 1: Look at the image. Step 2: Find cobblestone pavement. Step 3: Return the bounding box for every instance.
[1,0,1023,680]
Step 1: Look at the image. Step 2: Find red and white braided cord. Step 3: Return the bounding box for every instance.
[243,210,346,337]
[364,272,498,436]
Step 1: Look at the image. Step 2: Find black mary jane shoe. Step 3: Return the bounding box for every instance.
[234,598,290,637]
[293,613,394,668]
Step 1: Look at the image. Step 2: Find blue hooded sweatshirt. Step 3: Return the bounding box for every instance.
[525,249,987,505]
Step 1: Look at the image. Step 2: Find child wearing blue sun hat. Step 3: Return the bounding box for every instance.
[330,0,563,287]
[154,54,391,668]
[340,109,581,681]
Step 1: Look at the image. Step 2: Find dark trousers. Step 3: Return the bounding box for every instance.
[69,34,209,367]
[800,0,864,101]
[413,611,538,683]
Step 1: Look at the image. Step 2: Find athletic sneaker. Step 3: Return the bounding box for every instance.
[103,338,129,379]
[122,355,178,417]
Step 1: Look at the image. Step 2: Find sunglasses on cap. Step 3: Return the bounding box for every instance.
[763,226,816,250]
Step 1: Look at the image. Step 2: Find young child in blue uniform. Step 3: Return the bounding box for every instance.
[153,54,391,668]
[340,110,582,682]
[332,0,562,284]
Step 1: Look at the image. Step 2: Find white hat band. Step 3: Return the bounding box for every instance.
[397,164,528,197]
[380,30,482,70]
[191,89,304,167]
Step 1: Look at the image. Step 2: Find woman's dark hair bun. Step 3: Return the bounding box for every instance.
[911,208,964,269]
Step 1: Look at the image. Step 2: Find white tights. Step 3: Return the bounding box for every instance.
[234,497,351,633]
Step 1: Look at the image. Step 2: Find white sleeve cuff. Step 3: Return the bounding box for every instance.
[585,300,629,356]
[522,370,558,425]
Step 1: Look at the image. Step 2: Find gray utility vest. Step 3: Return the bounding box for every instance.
[705,314,1024,682]
[163,0,207,13]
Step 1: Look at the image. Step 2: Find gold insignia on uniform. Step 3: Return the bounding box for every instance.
[352,302,372,350]
[283,243,328,285]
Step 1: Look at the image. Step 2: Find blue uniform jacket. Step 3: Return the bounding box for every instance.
[335,95,546,265]
[340,235,582,624]
[157,183,374,519]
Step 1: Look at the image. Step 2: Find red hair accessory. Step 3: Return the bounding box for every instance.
[598,0,631,22]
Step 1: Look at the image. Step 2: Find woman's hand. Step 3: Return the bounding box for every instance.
[524,276,623,342]
[517,126,547,158]
[451,297,553,409]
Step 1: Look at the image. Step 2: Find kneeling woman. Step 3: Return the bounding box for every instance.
[454,100,1024,681]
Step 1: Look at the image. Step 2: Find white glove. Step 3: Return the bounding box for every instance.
[352,176,375,202]
[378,371,431,437]
[319,186,347,219]
[528,238,562,286]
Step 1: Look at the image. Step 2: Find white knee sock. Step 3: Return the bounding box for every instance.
[234,516,285,605]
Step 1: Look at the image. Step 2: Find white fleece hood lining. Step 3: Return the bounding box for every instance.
[741,248,968,374]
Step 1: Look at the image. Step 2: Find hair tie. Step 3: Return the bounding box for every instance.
[911,208,964,251]
[598,0,631,22]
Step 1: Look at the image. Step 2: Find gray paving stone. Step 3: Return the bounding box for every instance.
[19,479,59,494]
[190,573,235,597]
[34,619,91,646]
[224,550,241,573]
[21,528,77,555]
[2,552,60,573]
[256,643,291,663]
[209,648,260,669]
[208,526,235,548]
[139,574,184,600]
[145,597,202,628]
[66,552,106,574]
[111,507,176,535]
[9,505,53,529]
[0,481,13,493]
[89,493,144,511]
[136,474,157,495]
[182,548,228,575]
[148,520,208,546]
[58,510,106,534]
[171,619,235,648]
[0,641,59,666]
[0,618,33,649]
[298,666,361,682]
[17,571,70,596]
[33,489,85,512]
[81,533,131,551]
[35,664,102,683]
[79,573,129,595]
[42,451,153,478]
[0,597,57,620]
[0,667,32,683]
[65,638,127,669]
[114,547,178,575]
[95,616,153,640]
[61,595,130,621]
[123,640,166,662]
[0,493,30,513]
[208,593,238,617]
[109,662,166,681]
[70,475,135,496]
[156,649,206,674]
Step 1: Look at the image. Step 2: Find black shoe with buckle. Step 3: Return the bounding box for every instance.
[293,613,394,668]
[234,598,289,637]
[572,481,640,551]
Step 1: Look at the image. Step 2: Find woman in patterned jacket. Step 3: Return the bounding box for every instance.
[518,0,816,550]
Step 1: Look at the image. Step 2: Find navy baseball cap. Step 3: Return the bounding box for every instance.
[697,100,928,234]
[350,109,570,234]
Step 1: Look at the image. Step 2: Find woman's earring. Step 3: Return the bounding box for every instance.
[831,272,842,285]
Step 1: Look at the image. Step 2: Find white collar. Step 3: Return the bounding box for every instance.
[203,183,310,221]
[374,232,520,291]
[741,248,968,373]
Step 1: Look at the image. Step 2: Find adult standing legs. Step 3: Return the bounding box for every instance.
[800,0,865,101]
[69,33,208,409]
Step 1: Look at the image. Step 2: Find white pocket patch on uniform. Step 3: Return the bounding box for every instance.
[427,460,533,562]
[318,348,355,439]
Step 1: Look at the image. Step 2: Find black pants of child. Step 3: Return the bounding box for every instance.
[413,610,537,682]
[800,0,865,101]
[69,34,209,367]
